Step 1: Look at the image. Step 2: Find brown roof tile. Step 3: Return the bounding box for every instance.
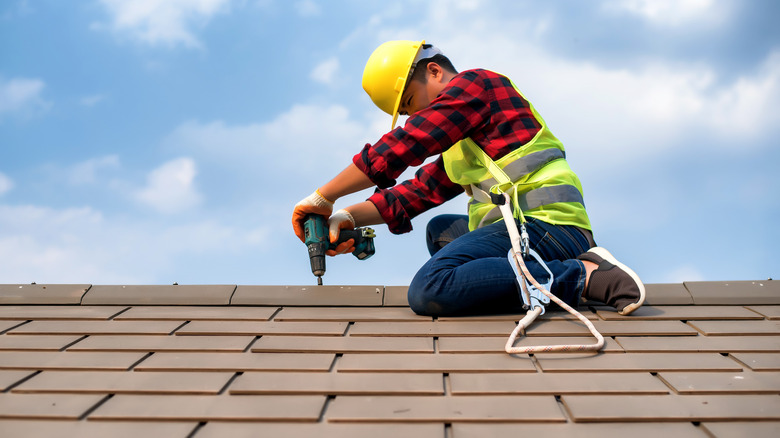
[0,284,90,305]
[326,394,566,422]
[563,393,780,422]
[0,279,778,435]
[89,394,327,421]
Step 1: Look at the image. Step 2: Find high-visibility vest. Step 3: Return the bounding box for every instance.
[441,78,591,232]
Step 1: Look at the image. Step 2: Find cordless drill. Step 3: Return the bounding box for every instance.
[303,214,376,285]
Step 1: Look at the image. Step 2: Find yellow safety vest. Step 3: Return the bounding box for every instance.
[441,79,591,232]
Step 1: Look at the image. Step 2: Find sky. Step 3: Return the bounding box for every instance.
[1,0,779,287]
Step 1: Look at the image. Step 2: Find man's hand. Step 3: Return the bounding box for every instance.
[326,209,356,256]
[292,190,334,242]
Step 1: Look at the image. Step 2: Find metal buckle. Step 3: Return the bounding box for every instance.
[507,248,552,315]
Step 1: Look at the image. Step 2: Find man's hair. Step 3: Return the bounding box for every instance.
[410,45,458,83]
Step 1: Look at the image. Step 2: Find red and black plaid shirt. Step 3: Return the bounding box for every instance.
[354,69,543,234]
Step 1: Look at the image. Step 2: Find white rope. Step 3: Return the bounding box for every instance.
[496,194,604,354]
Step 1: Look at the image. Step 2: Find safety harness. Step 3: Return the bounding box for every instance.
[462,141,604,354]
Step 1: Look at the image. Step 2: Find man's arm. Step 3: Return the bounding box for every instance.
[318,163,374,204]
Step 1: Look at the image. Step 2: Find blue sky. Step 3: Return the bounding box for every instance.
[1,0,778,286]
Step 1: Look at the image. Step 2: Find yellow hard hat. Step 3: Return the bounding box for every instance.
[362,40,442,129]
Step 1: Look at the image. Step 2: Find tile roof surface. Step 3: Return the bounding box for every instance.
[1,280,779,437]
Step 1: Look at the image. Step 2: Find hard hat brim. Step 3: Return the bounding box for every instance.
[390,40,424,130]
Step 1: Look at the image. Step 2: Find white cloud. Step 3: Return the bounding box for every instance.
[295,0,320,17]
[425,26,780,174]
[164,103,374,176]
[68,155,121,185]
[0,76,50,117]
[94,0,231,48]
[603,0,729,26]
[0,203,267,283]
[0,172,13,196]
[135,157,202,214]
[663,264,706,283]
[310,57,340,85]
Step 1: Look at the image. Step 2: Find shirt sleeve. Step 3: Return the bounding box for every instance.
[353,70,494,233]
[366,157,464,234]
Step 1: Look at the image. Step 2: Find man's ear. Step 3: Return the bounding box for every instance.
[426,62,444,82]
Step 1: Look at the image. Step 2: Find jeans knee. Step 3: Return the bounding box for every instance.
[407,277,445,317]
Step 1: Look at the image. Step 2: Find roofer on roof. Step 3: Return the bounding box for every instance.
[292,40,645,317]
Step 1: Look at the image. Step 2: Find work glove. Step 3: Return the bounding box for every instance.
[292,190,333,242]
[326,209,356,256]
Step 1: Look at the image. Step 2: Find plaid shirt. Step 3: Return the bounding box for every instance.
[354,69,543,234]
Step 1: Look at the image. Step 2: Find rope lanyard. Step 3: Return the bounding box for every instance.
[463,142,604,353]
[495,193,604,354]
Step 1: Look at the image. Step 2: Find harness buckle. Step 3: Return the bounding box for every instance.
[490,191,505,205]
[507,248,552,315]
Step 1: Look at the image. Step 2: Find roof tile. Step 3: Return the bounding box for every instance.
[729,352,780,371]
[563,393,780,421]
[616,335,780,352]
[0,334,83,351]
[6,320,185,336]
[336,352,536,373]
[134,352,335,372]
[0,284,91,305]
[231,285,384,306]
[251,335,433,353]
[273,306,430,321]
[382,286,410,306]
[12,370,234,395]
[113,306,277,321]
[349,321,516,337]
[0,393,105,420]
[0,370,34,391]
[746,305,780,319]
[89,394,326,422]
[535,352,743,372]
[229,371,443,395]
[0,351,147,371]
[326,395,565,422]
[0,305,126,320]
[684,280,780,305]
[66,335,255,352]
[175,320,348,336]
[196,422,444,438]
[642,283,693,305]
[700,422,780,437]
[452,423,706,438]
[596,305,764,321]
[658,370,780,394]
[81,285,236,306]
[0,420,197,438]
[1,280,778,435]
[687,319,780,336]
[449,372,669,395]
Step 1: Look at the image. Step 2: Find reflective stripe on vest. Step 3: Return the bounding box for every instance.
[476,148,565,193]
[469,183,585,228]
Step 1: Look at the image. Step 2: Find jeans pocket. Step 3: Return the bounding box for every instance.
[533,231,568,261]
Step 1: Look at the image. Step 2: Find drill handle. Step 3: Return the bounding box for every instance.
[333,227,376,260]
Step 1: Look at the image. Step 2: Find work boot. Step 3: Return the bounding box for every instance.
[578,247,645,315]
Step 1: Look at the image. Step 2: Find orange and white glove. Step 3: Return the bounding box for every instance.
[326,209,355,256]
[292,190,334,242]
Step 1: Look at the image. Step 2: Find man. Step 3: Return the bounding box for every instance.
[292,40,644,317]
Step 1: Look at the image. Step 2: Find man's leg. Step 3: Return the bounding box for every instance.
[425,214,469,256]
[409,217,591,316]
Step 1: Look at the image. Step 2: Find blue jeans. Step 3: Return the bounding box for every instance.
[408,214,593,316]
